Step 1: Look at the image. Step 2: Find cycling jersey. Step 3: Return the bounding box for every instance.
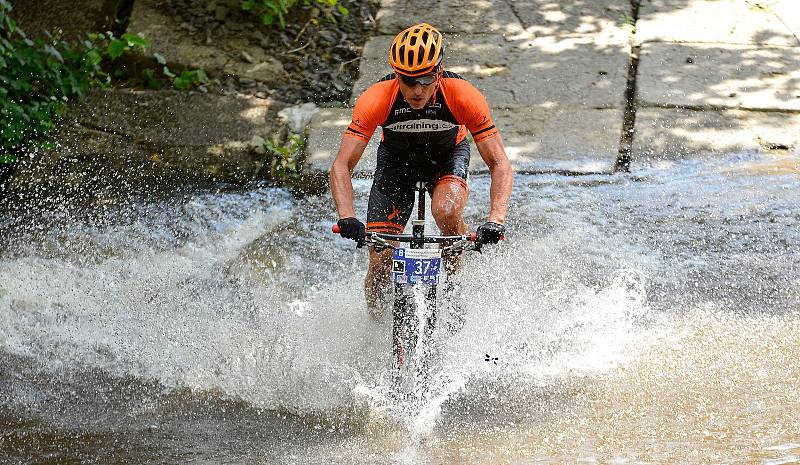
[346,71,498,234]
[366,139,470,234]
[345,71,499,158]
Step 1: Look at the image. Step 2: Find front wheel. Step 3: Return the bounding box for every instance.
[391,282,437,397]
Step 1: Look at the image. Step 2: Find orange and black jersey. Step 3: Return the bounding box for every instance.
[345,71,499,160]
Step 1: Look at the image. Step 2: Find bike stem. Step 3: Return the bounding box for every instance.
[411,181,426,249]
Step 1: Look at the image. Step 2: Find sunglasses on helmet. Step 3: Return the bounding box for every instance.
[397,71,438,86]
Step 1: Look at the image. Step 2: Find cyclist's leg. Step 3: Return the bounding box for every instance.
[431,139,470,275]
[430,141,470,335]
[365,146,414,316]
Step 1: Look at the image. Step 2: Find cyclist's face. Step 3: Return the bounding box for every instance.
[398,76,437,109]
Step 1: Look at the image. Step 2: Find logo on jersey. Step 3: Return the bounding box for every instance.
[385,119,458,132]
[394,108,413,115]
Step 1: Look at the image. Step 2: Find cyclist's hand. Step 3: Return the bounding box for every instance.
[337,217,366,241]
[476,221,505,244]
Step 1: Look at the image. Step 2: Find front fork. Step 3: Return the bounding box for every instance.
[392,282,437,387]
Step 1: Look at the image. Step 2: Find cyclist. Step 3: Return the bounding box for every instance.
[330,22,513,316]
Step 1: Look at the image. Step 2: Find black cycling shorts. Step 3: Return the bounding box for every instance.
[366,140,470,234]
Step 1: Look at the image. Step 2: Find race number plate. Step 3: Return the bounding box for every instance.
[392,248,442,285]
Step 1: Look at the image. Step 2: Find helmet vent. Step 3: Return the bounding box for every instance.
[389,23,444,75]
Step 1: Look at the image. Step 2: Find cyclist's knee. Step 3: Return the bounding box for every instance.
[432,202,464,230]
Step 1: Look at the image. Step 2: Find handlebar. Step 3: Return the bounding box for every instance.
[331,224,504,254]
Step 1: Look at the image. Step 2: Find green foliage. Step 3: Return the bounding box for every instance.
[240,0,348,28]
[0,0,208,159]
[252,133,304,182]
[0,0,106,155]
[106,32,150,60]
[172,69,209,90]
[146,48,211,90]
[242,0,291,27]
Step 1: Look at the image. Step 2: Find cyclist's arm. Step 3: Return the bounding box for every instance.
[330,80,394,219]
[330,135,368,219]
[476,134,513,224]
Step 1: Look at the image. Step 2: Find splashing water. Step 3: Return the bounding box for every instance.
[1,152,799,463]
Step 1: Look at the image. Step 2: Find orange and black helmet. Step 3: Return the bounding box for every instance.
[389,23,444,77]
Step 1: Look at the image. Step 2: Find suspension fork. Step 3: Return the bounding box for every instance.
[392,182,438,378]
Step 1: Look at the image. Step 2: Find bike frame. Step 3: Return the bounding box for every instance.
[333,181,491,393]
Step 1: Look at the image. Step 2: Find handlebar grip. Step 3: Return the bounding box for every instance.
[332,224,341,234]
[469,232,506,242]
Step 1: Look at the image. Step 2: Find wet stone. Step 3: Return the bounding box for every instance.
[632,108,800,160]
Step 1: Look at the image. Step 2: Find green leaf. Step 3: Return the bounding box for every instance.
[162,65,175,78]
[337,5,349,15]
[261,12,275,25]
[43,45,64,63]
[121,33,150,49]
[107,39,126,60]
[173,76,190,90]
[241,0,255,11]
[86,49,102,66]
[153,52,166,65]
[0,153,17,163]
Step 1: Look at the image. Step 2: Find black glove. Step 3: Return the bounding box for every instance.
[337,217,366,241]
[476,221,505,244]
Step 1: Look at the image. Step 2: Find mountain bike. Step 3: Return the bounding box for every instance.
[333,181,501,398]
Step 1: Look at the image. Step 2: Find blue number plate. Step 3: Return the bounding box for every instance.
[392,248,442,285]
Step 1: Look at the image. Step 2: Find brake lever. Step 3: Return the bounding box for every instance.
[356,234,394,252]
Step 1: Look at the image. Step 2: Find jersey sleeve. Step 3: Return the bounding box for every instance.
[345,80,396,142]
[442,78,499,143]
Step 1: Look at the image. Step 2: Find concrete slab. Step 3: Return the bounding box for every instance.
[493,106,624,172]
[509,0,633,39]
[637,0,800,46]
[305,107,623,175]
[637,42,800,111]
[305,108,381,174]
[352,34,630,109]
[376,0,523,34]
[71,90,278,146]
[632,107,800,160]
[772,0,800,42]
[12,126,210,194]
[60,90,282,184]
